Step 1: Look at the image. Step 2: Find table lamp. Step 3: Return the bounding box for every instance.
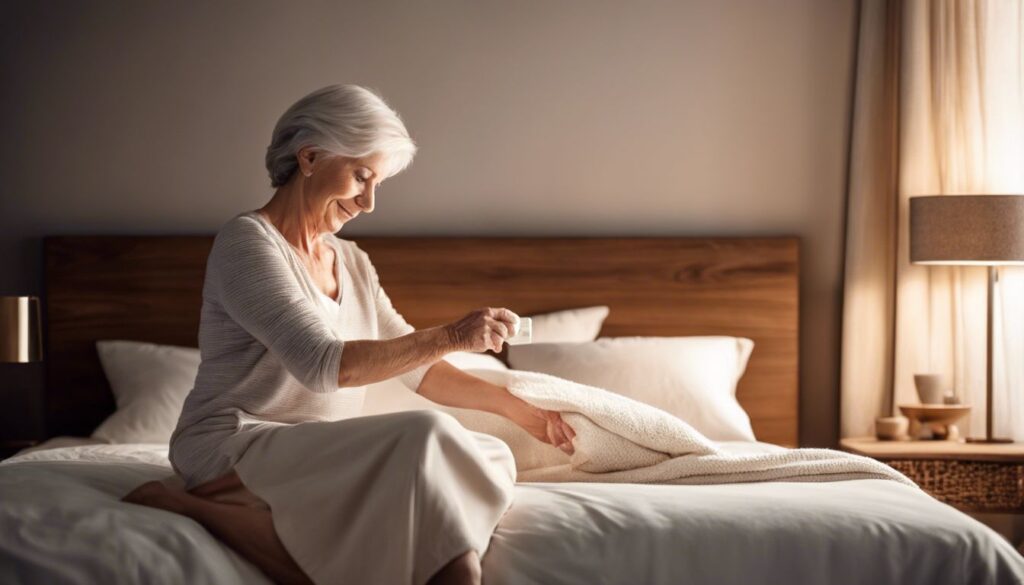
[910,195,1024,443]
[0,296,42,363]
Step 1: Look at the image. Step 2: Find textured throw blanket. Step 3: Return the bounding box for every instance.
[497,370,914,487]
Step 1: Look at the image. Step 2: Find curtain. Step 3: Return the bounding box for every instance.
[841,0,1024,440]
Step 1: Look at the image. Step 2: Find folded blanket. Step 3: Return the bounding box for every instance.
[496,370,914,487]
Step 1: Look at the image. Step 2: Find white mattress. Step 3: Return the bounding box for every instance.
[1,443,1021,585]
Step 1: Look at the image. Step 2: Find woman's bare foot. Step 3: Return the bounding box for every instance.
[122,478,313,585]
[122,480,189,515]
[428,550,481,585]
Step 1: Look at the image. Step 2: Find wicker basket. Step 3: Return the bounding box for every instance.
[887,459,1024,512]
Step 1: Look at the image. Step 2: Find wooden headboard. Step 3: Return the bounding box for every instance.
[44,236,800,446]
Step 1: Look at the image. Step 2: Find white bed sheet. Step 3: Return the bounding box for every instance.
[0,444,270,585]
[1,443,1021,585]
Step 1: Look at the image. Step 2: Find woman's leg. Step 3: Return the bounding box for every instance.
[123,476,312,585]
[125,477,480,585]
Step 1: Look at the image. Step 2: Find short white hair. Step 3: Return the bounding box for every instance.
[265,84,416,188]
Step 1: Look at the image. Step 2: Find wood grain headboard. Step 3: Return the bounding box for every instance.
[44,236,800,446]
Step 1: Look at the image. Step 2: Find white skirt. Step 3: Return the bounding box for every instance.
[231,410,517,585]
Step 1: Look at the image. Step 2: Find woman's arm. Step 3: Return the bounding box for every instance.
[215,217,348,394]
[335,326,451,387]
[416,359,577,454]
[356,244,514,393]
[337,307,515,388]
[416,359,519,415]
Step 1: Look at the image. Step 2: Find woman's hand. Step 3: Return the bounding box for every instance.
[503,396,577,455]
[444,307,519,353]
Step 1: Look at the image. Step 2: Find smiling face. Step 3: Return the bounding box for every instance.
[297,148,387,233]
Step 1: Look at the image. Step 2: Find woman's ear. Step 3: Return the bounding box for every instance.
[296,146,318,177]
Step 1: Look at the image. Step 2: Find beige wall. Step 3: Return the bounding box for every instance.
[0,0,858,445]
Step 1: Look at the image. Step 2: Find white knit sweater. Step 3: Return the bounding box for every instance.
[169,211,431,489]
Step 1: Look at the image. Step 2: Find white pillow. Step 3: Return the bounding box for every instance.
[523,305,609,343]
[507,336,756,442]
[93,340,200,444]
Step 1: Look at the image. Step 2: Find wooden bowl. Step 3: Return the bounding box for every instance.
[898,404,972,440]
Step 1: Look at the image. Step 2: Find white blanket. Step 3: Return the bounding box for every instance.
[502,370,914,486]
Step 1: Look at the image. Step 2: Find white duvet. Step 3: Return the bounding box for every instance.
[504,370,912,485]
[1,443,1022,585]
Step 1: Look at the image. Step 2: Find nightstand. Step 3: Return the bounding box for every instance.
[0,440,39,461]
[840,437,1024,513]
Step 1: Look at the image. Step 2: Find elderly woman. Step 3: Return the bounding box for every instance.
[123,85,576,585]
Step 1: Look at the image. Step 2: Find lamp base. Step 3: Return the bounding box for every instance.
[966,437,1014,444]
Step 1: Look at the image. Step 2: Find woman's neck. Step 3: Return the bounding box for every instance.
[257,180,325,255]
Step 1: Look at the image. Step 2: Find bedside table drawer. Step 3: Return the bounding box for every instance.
[887,459,1024,512]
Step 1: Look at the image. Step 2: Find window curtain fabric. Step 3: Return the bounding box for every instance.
[841,0,1024,440]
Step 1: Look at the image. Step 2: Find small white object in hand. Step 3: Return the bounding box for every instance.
[506,317,532,345]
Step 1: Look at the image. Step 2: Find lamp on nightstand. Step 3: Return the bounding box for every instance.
[0,296,42,363]
[0,296,44,458]
[910,195,1024,443]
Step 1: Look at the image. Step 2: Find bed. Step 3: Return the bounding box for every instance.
[1,234,1021,584]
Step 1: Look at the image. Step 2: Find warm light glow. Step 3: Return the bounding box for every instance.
[17,298,29,363]
[0,296,41,363]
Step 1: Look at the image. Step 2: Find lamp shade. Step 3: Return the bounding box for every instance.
[0,296,42,363]
[910,195,1024,265]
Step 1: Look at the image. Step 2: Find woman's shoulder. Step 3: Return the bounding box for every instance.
[212,211,290,251]
[207,212,283,267]
[216,211,271,242]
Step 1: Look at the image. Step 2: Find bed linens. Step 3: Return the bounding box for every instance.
[486,479,1023,585]
[1,444,1022,585]
[490,368,912,485]
[0,445,271,585]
